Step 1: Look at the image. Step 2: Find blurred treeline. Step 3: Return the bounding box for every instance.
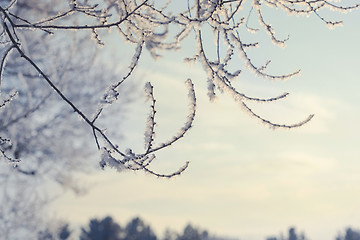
[37,216,360,240]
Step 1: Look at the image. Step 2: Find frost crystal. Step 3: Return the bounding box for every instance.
[144,82,153,101]
[100,148,124,172]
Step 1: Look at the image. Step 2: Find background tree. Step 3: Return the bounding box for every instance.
[80,216,122,240]
[336,228,360,240]
[0,0,129,238]
[124,217,157,240]
[162,229,178,240]
[37,223,72,240]
[58,224,73,240]
[80,216,157,240]
[266,227,307,240]
[176,224,209,240]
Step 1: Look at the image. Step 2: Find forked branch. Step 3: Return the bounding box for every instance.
[0,0,358,177]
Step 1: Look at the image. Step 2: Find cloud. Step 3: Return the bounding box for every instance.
[276,151,339,173]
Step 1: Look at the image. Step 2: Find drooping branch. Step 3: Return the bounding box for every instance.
[1,3,196,177]
[0,0,358,178]
[99,80,197,178]
[196,29,312,129]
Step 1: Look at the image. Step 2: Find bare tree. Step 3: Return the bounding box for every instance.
[0,0,130,238]
[0,0,359,177]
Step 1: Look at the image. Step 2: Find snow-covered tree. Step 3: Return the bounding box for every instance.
[0,0,129,238]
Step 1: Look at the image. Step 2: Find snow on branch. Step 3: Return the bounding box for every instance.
[0,44,16,88]
[0,136,19,163]
[0,90,17,109]
[241,102,315,129]
[99,80,196,178]
[0,0,358,177]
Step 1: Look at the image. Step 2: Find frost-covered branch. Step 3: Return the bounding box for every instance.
[100,79,196,178]
[0,0,358,179]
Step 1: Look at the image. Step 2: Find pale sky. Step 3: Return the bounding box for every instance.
[52,4,360,240]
